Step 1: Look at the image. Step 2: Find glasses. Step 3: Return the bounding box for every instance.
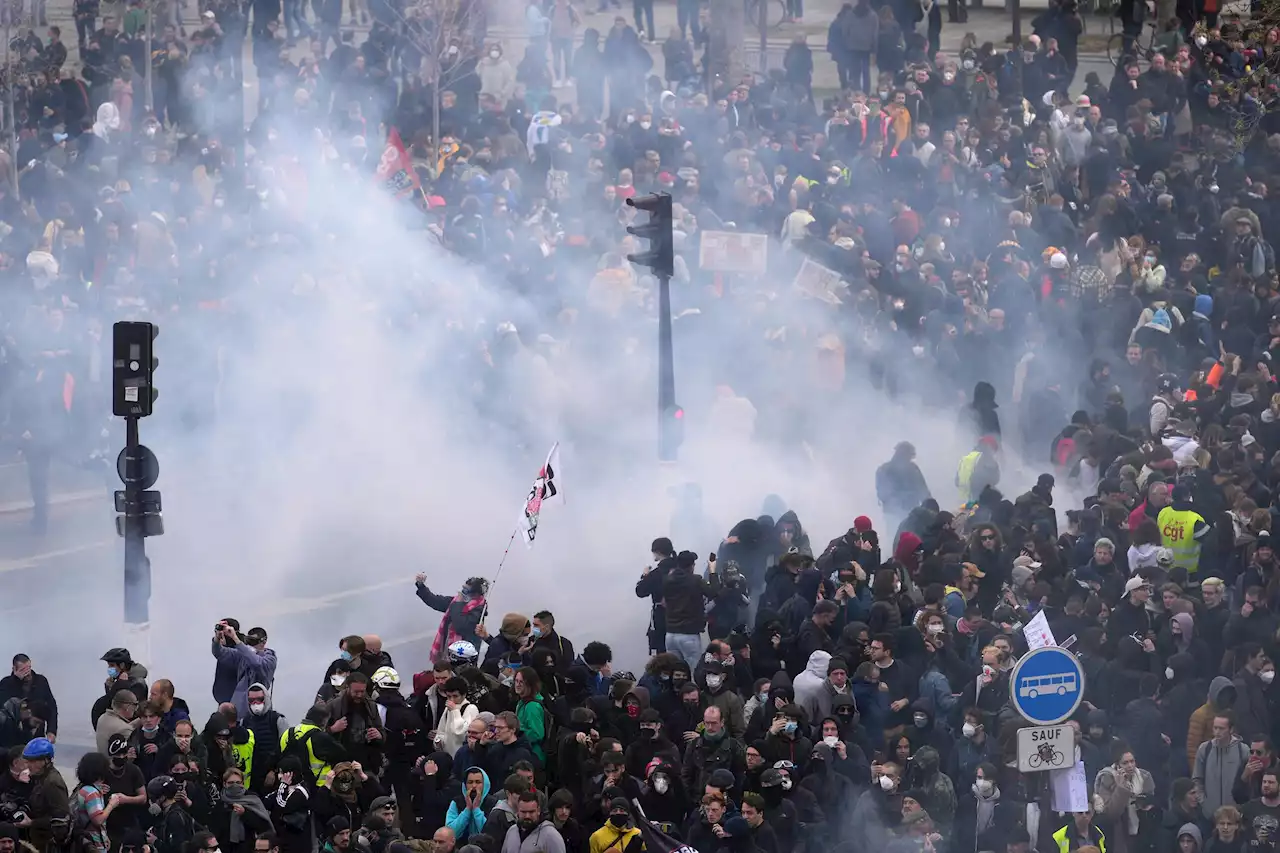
[493,724,510,732]
[1252,750,1268,756]
[980,534,997,541]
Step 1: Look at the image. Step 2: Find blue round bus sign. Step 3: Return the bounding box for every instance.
[1010,646,1086,725]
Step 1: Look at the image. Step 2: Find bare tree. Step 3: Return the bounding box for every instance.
[396,0,484,164]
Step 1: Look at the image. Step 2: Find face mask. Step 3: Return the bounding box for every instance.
[1196,35,1207,46]
[609,815,628,828]
[962,722,977,738]
[913,714,929,728]
[625,115,635,124]
[783,721,798,735]
[639,121,652,130]
[1263,670,1276,684]
[706,675,723,690]
[823,735,840,747]
[974,779,994,796]
[1023,52,1036,63]
[943,72,955,82]
[530,627,543,639]
[501,674,515,687]
[225,784,245,798]
[893,581,902,593]
[927,623,944,635]
[878,91,889,100]
[879,775,896,791]
[645,727,659,739]
[107,667,119,679]
[250,703,266,715]
[1165,667,1175,680]
[962,59,974,70]
[626,705,640,719]
[340,650,353,662]
[827,175,840,185]
[142,724,159,734]
[490,50,500,58]
[757,691,769,703]
[1144,255,1156,265]
[331,675,346,688]
[654,776,669,794]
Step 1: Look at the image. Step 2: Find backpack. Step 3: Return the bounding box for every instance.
[281,727,318,787]
[71,785,99,846]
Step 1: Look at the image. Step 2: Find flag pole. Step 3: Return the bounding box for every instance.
[479,525,520,626]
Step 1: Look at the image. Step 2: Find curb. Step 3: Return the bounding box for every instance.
[0,490,102,516]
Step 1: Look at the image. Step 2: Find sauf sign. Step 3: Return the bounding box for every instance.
[1017,724,1075,772]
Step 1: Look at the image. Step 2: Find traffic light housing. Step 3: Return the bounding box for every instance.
[660,403,684,462]
[113,321,158,417]
[625,192,674,279]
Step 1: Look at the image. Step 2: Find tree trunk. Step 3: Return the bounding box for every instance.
[706,0,744,90]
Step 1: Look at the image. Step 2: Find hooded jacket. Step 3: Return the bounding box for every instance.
[1187,677,1237,777]
[792,651,831,720]
[445,766,491,840]
[588,820,641,853]
[416,751,462,836]
[1196,733,1248,819]
[503,819,567,853]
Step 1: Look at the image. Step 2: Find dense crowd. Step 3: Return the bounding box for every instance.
[11,0,1280,850]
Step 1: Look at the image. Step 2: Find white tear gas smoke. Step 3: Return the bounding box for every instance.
[28,105,1075,731]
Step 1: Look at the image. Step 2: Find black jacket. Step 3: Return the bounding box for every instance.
[663,565,718,635]
[0,673,58,736]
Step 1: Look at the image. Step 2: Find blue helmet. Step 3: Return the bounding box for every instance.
[22,737,54,759]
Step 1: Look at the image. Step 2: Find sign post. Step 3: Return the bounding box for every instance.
[1017,724,1075,772]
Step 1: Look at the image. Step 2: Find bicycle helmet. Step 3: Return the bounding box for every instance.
[21,737,53,759]
[146,775,180,802]
[447,641,478,665]
[371,666,401,690]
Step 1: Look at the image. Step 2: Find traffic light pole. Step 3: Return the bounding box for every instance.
[122,415,150,628]
[657,272,676,459]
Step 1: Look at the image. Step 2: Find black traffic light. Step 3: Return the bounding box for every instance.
[625,192,674,279]
[113,321,158,417]
[660,403,684,462]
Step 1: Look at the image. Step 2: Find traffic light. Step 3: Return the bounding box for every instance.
[660,403,684,462]
[625,192,674,279]
[113,321,158,417]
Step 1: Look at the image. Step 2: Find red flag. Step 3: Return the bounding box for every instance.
[375,128,421,198]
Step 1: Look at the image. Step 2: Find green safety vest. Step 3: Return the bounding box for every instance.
[231,729,255,789]
[1052,825,1105,853]
[956,452,982,503]
[1158,506,1205,573]
[279,723,332,788]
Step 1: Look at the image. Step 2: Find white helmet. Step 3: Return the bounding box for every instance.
[447,640,478,665]
[372,666,401,690]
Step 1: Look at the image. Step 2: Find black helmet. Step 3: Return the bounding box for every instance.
[146,776,180,802]
[101,648,132,665]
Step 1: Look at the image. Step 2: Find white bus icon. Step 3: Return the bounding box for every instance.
[1019,673,1078,699]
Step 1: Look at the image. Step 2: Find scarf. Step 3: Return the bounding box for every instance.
[223,785,271,843]
[429,594,486,661]
[973,783,1000,835]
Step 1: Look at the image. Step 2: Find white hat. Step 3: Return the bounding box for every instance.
[1050,252,1068,269]
[1124,575,1150,596]
[1076,95,1091,108]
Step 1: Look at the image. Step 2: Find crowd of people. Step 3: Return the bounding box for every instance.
[10,0,1280,849]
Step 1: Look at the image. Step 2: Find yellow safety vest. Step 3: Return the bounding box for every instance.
[279,723,332,788]
[1053,825,1105,853]
[231,729,255,789]
[956,452,982,503]
[1158,506,1205,573]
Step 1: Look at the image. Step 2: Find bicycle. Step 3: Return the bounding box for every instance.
[744,0,788,30]
[1107,15,1159,65]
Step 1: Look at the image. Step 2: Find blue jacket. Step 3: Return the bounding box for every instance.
[444,766,491,840]
[211,642,277,718]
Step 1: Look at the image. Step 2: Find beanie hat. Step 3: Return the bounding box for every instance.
[828,657,849,675]
[854,516,874,533]
[500,613,529,638]
[676,550,698,569]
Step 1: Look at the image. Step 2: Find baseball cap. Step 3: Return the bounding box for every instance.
[1124,576,1151,596]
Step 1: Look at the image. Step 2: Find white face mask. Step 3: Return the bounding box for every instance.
[490,50,500,58]
[1165,667,1175,680]
[823,735,840,747]
[1196,35,1207,46]
[936,241,946,254]
[1263,670,1276,684]
[330,675,346,688]
[974,779,994,796]
[639,121,652,130]
[962,722,977,738]
[927,623,943,635]
[653,777,669,794]
[943,72,954,82]
[879,775,896,791]
[249,702,267,715]
[893,580,902,593]
[706,674,723,690]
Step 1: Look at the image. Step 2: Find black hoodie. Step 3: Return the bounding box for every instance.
[413,751,461,836]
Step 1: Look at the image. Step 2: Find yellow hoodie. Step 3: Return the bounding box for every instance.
[589,822,642,853]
